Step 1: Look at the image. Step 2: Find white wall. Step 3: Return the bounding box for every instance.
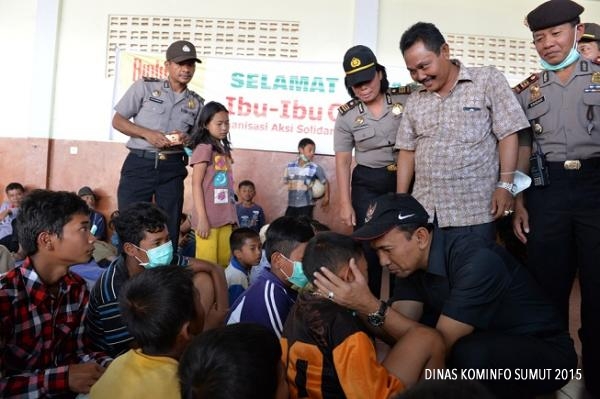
[1,0,600,141]
[0,0,36,138]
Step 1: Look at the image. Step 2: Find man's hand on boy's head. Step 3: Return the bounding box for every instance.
[68,362,105,394]
[312,258,380,315]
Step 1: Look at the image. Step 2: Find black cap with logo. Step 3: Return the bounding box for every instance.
[343,45,379,86]
[352,193,430,241]
[166,40,202,63]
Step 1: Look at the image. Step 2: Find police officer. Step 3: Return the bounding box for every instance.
[513,1,600,395]
[333,45,411,295]
[578,22,600,62]
[113,40,204,249]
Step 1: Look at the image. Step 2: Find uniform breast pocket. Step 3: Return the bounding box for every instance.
[179,114,197,133]
[353,127,377,151]
[138,98,166,126]
[583,92,600,125]
[525,98,550,132]
[459,104,488,143]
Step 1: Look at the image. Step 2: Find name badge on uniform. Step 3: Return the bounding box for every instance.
[149,97,163,104]
[354,116,364,126]
[392,103,404,115]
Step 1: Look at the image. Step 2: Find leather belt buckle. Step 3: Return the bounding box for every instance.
[158,153,167,161]
[563,160,581,170]
[386,164,397,172]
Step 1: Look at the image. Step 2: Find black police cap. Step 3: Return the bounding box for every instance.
[526,0,584,31]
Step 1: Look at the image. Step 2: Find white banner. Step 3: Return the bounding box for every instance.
[113,51,409,155]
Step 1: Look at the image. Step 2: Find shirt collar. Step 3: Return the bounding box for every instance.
[21,257,83,306]
[425,228,448,277]
[230,256,250,275]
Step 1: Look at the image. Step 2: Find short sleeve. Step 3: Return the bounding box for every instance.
[394,95,418,151]
[333,113,356,153]
[189,144,213,166]
[315,164,327,183]
[390,274,423,303]
[114,79,146,119]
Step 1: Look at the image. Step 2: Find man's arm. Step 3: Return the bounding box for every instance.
[391,300,424,322]
[490,133,518,219]
[112,112,171,149]
[312,259,421,341]
[435,315,475,357]
[396,150,415,193]
[513,131,533,243]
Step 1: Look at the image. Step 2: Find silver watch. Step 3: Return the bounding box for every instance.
[496,181,516,195]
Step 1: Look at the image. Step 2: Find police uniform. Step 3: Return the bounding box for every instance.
[334,86,411,295]
[115,40,204,248]
[515,1,600,394]
[334,45,412,296]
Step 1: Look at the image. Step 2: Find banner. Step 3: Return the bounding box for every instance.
[113,50,409,155]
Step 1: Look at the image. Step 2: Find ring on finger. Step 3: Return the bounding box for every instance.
[327,291,335,300]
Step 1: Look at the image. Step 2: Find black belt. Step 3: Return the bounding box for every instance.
[129,149,185,161]
[546,157,600,171]
[356,164,397,172]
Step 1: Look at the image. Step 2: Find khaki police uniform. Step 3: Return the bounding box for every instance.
[115,77,204,247]
[334,86,410,294]
[514,58,600,391]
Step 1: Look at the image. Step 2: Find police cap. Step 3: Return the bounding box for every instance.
[526,0,584,31]
[166,40,201,64]
[580,23,600,42]
[343,45,379,86]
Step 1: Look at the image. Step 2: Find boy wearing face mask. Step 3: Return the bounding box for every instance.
[85,202,228,358]
[226,216,314,338]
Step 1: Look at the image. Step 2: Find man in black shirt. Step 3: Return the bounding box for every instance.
[313,193,577,399]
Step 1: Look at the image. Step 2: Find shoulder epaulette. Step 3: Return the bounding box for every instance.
[338,99,359,115]
[513,73,539,94]
[190,91,205,105]
[142,76,161,82]
[389,86,412,95]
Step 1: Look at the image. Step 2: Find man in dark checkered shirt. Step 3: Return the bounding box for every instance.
[0,190,111,398]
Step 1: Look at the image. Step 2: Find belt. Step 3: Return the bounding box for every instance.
[129,149,185,161]
[356,164,397,172]
[546,157,600,171]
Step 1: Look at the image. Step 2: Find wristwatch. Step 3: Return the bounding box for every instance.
[496,181,516,195]
[367,300,388,327]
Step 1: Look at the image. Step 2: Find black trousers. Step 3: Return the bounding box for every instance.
[449,331,577,399]
[525,159,600,396]
[117,152,188,249]
[351,164,396,296]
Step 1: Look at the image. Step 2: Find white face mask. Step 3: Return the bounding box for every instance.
[133,241,173,268]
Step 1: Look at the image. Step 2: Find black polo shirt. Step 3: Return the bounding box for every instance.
[391,229,563,336]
